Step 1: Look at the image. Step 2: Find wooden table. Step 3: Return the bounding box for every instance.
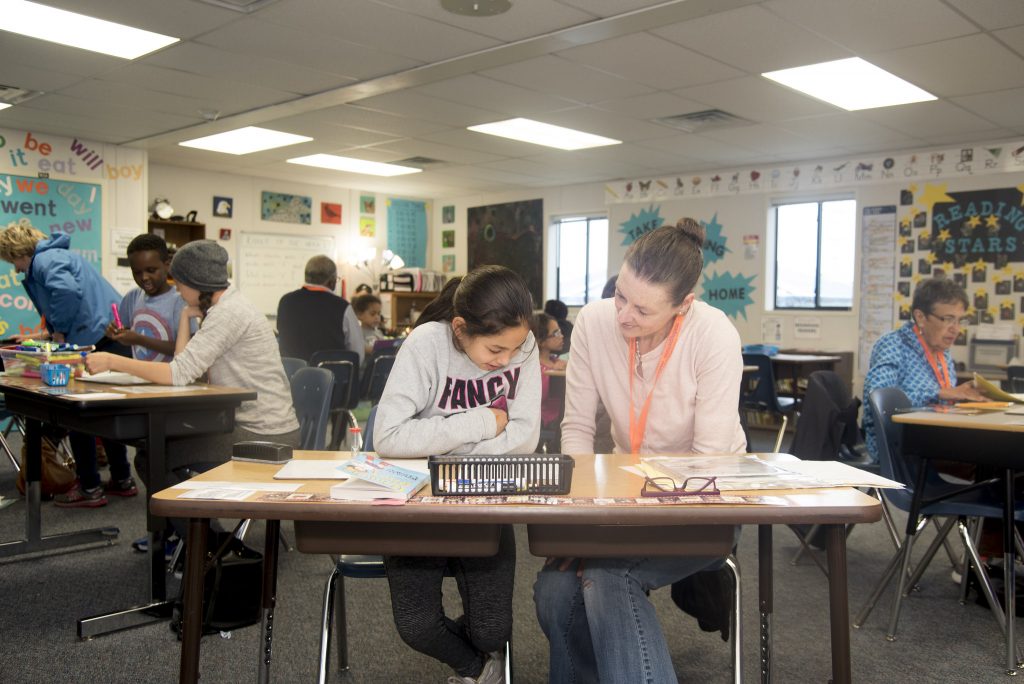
[893,409,1024,675]
[0,375,255,638]
[771,354,841,404]
[152,451,880,684]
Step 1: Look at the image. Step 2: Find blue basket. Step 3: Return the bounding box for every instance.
[40,363,71,386]
[742,344,779,356]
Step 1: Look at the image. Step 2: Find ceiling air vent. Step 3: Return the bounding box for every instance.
[193,0,280,13]
[654,109,752,133]
[396,156,444,166]
[0,84,43,106]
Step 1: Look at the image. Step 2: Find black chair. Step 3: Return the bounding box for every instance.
[740,353,795,452]
[853,387,1024,642]
[1007,365,1024,393]
[290,366,334,450]
[309,349,361,450]
[280,356,307,380]
[365,354,397,405]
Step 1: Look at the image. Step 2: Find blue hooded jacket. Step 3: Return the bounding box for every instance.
[21,233,119,346]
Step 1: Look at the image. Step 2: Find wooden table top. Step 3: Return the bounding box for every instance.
[771,353,842,364]
[893,408,1024,433]
[152,451,880,526]
[0,374,256,404]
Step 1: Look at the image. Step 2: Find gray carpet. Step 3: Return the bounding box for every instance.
[0,429,1018,683]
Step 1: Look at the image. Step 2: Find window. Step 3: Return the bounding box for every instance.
[772,198,856,309]
[551,215,608,306]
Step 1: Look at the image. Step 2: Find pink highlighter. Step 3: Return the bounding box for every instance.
[111,303,123,329]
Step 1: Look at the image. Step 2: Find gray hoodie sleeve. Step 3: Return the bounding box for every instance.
[465,346,541,455]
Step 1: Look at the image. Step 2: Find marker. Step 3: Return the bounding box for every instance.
[111,303,123,329]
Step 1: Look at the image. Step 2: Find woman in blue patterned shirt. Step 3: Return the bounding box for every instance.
[863,277,985,460]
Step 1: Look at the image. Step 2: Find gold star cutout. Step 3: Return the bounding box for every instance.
[988,307,998,318]
[918,182,955,211]
[973,259,987,272]
[925,252,938,264]
[912,274,922,284]
[937,228,952,241]
[986,214,1000,229]
[901,255,912,264]
[898,236,909,247]
[900,215,912,229]
[966,215,982,229]
[1003,263,1015,273]
[908,184,918,195]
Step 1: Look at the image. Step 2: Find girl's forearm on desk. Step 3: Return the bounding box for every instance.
[110,355,173,384]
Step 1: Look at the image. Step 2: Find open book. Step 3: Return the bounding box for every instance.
[329,453,429,501]
[973,373,1024,403]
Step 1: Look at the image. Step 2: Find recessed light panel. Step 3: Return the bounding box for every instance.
[468,118,621,150]
[762,58,936,111]
[179,127,313,155]
[0,0,179,59]
[288,154,422,177]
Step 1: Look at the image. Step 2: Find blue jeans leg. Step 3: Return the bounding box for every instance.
[535,555,724,684]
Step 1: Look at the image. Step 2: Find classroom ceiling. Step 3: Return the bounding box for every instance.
[3,0,1024,198]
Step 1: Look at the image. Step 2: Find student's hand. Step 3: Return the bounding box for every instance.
[85,352,119,374]
[51,332,65,344]
[939,382,987,403]
[12,331,47,343]
[489,408,509,436]
[545,557,585,576]
[108,327,141,346]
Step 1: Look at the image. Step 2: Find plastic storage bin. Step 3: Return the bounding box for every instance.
[0,345,91,377]
[428,454,574,495]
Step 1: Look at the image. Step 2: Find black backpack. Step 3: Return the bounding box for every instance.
[171,531,263,638]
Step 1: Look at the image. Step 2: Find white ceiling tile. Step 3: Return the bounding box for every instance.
[0,107,126,143]
[298,105,453,139]
[945,0,1024,30]
[871,34,1024,97]
[920,128,1019,145]
[674,76,836,123]
[481,55,655,104]
[56,79,211,119]
[368,0,597,42]
[952,88,1024,128]
[0,62,88,93]
[591,92,707,119]
[556,33,743,90]
[858,99,1002,137]
[420,128,538,157]
[537,107,681,142]
[994,25,1024,55]
[633,134,760,164]
[0,32,124,77]
[557,0,671,16]
[411,75,576,117]
[653,5,851,73]
[358,139,505,165]
[347,91,504,127]
[766,0,978,52]
[38,0,239,37]
[773,114,922,148]
[195,17,422,79]
[702,124,837,156]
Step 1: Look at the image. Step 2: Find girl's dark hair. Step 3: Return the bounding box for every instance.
[531,312,554,343]
[352,292,381,314]
[544,299,568,320]
[198,291,214,317]
[416,265,534,337]
[624,217,705,306]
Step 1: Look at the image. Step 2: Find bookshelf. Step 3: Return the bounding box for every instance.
[147,218,205,250]
[379,291,439,331]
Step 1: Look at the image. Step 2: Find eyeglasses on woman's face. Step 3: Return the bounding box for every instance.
[925,312,970,329]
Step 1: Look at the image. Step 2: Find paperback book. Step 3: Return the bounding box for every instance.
[330,453,429,501]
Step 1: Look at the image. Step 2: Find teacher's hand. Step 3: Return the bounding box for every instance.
[939,382,986,403]
[545,557,586,576]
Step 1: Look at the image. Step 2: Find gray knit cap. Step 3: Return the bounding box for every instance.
[170,239,230,291]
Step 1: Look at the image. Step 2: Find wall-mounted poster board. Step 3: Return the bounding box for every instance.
[387,198,427,268]
[237,232,336,316]
[0,173,103,338]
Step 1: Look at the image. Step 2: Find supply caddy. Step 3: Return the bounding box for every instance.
[427,453,574,496]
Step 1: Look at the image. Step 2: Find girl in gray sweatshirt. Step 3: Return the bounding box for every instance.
[374,265,540,684]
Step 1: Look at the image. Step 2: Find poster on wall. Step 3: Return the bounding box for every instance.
[261,191,311,224]
[467,199,543,306]
[0,174,103,338]
[386,198,427,268]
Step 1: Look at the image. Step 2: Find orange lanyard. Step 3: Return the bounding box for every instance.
[912,324,951,390]
[628,315,685,454]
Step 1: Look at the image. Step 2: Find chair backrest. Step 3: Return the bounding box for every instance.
[280,356,306,380]
[1008,365,1024,393]
[789,371,859,461]
[290,366,334,450]
[740,353,784,413]
[366,354,397,405]
[363,404,378,452]
[866,387,911,485]
[310,349,361,410]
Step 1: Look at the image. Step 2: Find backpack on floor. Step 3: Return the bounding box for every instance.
[170,531,263,638]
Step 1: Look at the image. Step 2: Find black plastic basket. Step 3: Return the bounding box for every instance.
[428,454,574,496]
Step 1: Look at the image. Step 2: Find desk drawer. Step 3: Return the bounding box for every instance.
[527,524,735,558]
[293,521,501,557]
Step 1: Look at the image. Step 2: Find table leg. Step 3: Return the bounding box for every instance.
[1004,469,1018,676]
[180,518,209,684]
[258,520,281,684]
[759,524,773,684]
[826,525,852,684]
[0,418,118,559]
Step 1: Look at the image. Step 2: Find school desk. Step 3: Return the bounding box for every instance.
[892,409,1024,675]
[152,451,881,684]
[0,375,255,638]
[771,354,842,404]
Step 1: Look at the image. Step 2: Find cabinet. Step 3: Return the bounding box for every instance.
[147,218,205,250]
[379,291,440,331]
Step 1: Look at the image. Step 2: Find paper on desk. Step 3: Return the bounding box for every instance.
[771,460,904,489]
[60,392,126,400]
[115,385,209,393]
[171,480,301,492]
[78,370,149,385]
[179,488,254,501]
[275,460,350,480]
[641,454,829,490]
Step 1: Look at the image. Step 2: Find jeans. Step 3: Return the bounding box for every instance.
[534,552,730,684]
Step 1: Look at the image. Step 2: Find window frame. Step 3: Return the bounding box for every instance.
[769,195,856,312]
[550,213,608,306]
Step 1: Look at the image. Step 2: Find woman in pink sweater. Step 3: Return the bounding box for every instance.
[533,218,746,684]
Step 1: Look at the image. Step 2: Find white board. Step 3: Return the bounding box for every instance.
[237,232,336,316]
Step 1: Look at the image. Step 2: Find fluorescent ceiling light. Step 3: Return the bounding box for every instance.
[467,118,621,150]
[762,57,936,111]
[0,103,11,111]
[179,127,313,155]
[0,0,179,59]
[287,154,422,177]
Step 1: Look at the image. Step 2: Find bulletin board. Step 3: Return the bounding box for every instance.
[386,198,427,268]
[237,232,336,316]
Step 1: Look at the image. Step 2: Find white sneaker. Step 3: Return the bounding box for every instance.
[447,678,476,684]
[477,653,505,684]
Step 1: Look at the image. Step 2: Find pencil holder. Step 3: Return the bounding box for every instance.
[40,363,71,386]
[428,454,574,496]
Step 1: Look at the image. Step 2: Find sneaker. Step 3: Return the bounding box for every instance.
[951,568,963,584]
[131,534,181,560]
[54,482,107,508]
[103,477,138,497]
[477,653,505,684]
[447,678,476,684]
